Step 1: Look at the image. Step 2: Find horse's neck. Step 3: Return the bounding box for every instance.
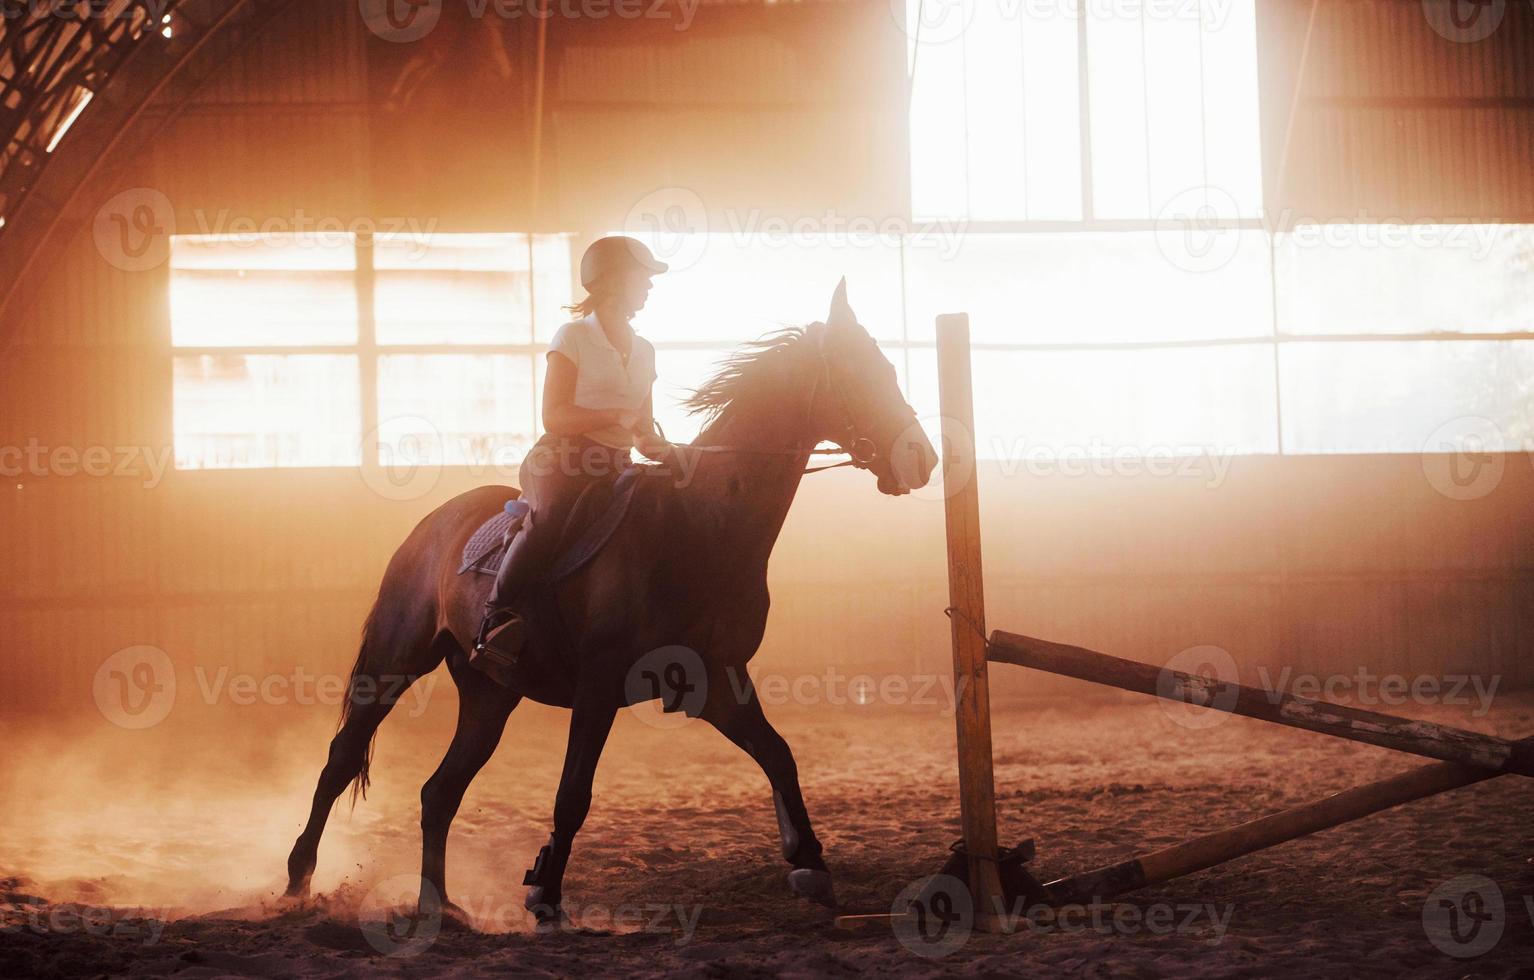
[688,390,815,568]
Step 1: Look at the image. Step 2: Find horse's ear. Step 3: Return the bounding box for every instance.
[827,277,854,329]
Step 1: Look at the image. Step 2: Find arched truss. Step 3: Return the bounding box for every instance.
[0,0,301,320]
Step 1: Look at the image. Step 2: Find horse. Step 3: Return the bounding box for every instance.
[283,280,939,925]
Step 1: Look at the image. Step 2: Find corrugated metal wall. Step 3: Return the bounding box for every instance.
[2,0,1532,719]
[1264,0,1534,220]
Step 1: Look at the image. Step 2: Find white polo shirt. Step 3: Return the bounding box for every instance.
[548,313,657,450]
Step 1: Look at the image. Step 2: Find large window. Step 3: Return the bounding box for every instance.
[169,2,1534,469]
[898,0,1534,458]
[170,232,571,469]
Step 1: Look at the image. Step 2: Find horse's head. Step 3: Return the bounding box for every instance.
[810,279,937,495]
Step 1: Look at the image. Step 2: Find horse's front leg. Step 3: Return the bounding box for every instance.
[523,684,617,925]
[704,674,835,908]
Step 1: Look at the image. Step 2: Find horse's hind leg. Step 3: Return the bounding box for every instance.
[285,615,441,897]
[704,678,835,907]
[418,656,520,922]
[284,696,397,897]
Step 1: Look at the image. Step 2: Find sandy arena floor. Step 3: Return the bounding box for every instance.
[3,686,1533,978]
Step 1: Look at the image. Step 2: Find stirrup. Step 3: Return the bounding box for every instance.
[478,615,526,659]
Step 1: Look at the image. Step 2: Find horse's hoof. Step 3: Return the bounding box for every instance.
[428,899,475,932]
[787,868,837,908]
[524,886,563,928]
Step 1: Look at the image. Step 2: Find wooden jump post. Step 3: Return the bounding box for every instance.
[935,311,1006,927]
[908,313,1531,925]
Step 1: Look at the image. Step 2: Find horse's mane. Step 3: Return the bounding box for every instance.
[682,326,813,426]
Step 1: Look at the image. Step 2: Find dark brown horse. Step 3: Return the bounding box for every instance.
[283,281,937,925]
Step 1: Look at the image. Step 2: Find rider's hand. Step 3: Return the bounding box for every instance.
[636,432,674,464]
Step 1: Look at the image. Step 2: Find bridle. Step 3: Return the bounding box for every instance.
[672,324,905,477]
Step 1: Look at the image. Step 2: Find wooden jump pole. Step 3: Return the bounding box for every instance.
[935,312,1007,926]
[988,630,1534,777]
[1045,740,1532,905]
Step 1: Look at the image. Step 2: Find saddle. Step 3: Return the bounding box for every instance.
[458,465,646,581]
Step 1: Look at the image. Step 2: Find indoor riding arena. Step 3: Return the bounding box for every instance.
[3,1,1533,977]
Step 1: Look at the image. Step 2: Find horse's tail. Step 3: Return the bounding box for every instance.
[339,598,382,806]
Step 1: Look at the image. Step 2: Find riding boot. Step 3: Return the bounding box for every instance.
[470,603,525,686]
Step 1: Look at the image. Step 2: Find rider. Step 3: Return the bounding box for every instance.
[470,236,676,681]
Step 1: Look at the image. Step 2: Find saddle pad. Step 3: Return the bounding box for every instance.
[459,502,527,576]
[457,467,646,580]
[550,465,644,582]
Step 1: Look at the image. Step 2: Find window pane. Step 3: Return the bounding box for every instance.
[1087,5,1151,218]
[908,0,1081,222]
[1277,224,1534,336]
[375,233,535,345]
[532,234,577,342]
[170,235,357,347]
[1280,340,1534,453]
[1199,0,1264,217]
[173,355,361,468]
[651,346,736,444]
[1022,6,1083,220]
[625,233,906,343]
[1087,1,1263,220]
[904,231,1273,344]
[906,344,1278,457]
[377,355,537,466]
[907,0,969,221]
